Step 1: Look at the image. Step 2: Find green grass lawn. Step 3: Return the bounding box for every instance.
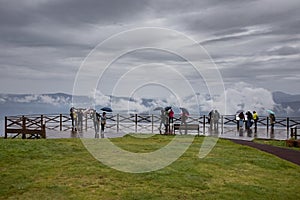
[1,135,300,200]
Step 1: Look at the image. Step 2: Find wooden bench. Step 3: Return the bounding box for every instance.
[173,123,199,134]
[5,116,46,139]
[5,125,46,139]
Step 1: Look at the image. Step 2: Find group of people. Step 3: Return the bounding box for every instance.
[158,108,189,134]
[90,109,107,138]
[237,110,259,133]
[158,108,174,134]
[70,107,83,131]
[236,110,276,134]
[70,107,107,138]
[70,107,277,137]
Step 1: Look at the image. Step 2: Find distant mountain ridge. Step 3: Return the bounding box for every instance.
[273,91,300,103]
[272,91,300,117]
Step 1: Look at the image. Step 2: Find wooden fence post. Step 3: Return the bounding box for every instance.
[4,116,7,139]
[203,115,206,135]
[59,114,62,131]
[117,114,119,133]
[41,115,46,138]
[41,115,44,131]
[85,113,88,131]
[266,117,269,136]
[41,124,46,139]
[286,117,289,139]
[152,114,154,133]
[135,114,138,133]
[22,116,26,139]
[221,115,224,134]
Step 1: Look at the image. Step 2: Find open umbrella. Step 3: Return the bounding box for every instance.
[165,106,172,111]
[236,109,244,114]
[100,107,113,112]
[153,107,164,111]
[267,110,275,115]
[180,107,189,115]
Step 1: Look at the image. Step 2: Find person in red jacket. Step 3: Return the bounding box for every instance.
[168,109,174,134]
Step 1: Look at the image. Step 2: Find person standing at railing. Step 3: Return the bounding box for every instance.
[70,107,77,131]
[91,109,100,138]
[70,107,75,131]
[165,110,169,134]
[77,110,83,131]
[213,110,220,130]
[208,110,213,128]
[168,109,174,134]
[238,112,245,131]
[269,113,276,133]
[180,112,188,135]
[100,112,107,138]
[245,110,253,130]
[253,111,259,133]
[158,110,166,134]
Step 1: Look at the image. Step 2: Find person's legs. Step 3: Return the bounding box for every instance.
[159,120,163,134]
[101,123,105,138]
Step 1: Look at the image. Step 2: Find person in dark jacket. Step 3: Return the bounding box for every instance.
[245,111,253,130]
[100,112,107,138]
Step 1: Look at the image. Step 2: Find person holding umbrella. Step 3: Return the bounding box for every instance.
[100,112,107,138]
[268,110,276,130]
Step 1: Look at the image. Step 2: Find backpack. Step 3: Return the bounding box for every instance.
[270,114,275,122]
[96,112,101,121]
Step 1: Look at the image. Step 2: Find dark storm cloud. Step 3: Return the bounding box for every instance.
[0,0,150,26]
[163,0,299,38]
[0,0,299,94]
[0,0,150,47]
[37,0,150,25]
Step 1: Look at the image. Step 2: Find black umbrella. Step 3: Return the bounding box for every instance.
[100,107,113,112]
[153,107,164,111]
[180,107,189,115]
[236,110,244,114]
[165,106,172,111]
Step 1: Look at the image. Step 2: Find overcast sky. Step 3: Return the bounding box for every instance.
[0,0,299,97]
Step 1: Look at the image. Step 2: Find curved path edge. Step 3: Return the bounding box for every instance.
[229,139,300,166]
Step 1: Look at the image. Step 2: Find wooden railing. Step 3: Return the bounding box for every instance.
[4,113,300,139]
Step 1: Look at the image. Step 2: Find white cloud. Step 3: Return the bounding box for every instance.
[219,82,275,115]
[15,95,39,103]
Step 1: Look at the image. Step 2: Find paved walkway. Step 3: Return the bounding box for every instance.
[230,139,300,166]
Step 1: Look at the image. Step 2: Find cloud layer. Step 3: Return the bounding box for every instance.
[0,0,299,96]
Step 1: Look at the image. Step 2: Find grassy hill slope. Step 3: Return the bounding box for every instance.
[1,135,300,199]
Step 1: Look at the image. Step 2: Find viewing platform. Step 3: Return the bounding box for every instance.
[4,113,300,141]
